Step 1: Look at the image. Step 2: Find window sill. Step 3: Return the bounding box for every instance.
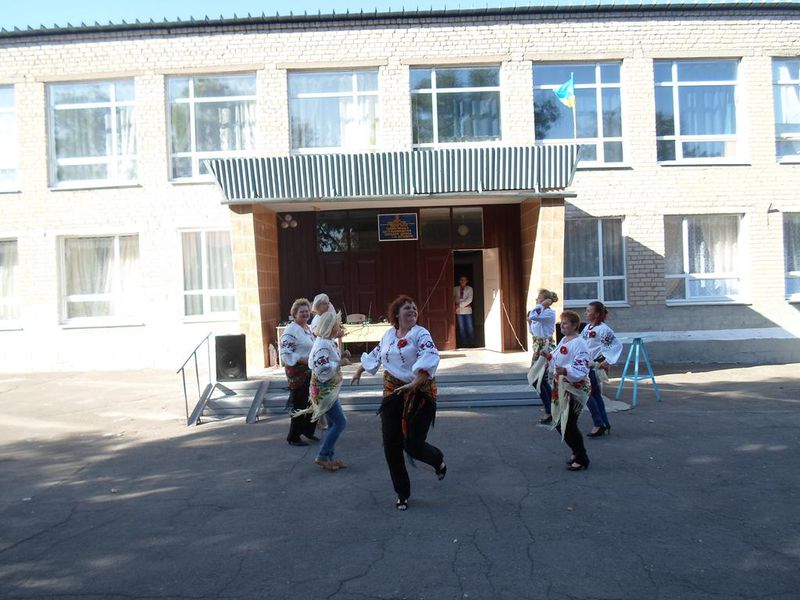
[575,164,632,171]
[564,302,629,309]
[778,158,800,165]
[666,299,750,307]
[170,178,217,186]
[0,188,21,195]
[0,322,23,331]
[182,314,238,324]
[658,161,751,168]
[50,182,141,192]
[61,320,145,330]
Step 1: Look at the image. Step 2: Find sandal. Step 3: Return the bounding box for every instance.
[333,459,348,469]
[567,460,590,471]
[435,462,447,481]
[314,458,339,471]
[396,498,408,511]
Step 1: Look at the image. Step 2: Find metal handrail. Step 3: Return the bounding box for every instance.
[176,332,213,424]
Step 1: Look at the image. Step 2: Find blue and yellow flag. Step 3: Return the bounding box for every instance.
[553,74,575,109]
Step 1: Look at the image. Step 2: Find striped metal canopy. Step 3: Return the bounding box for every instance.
[207,143,580,203]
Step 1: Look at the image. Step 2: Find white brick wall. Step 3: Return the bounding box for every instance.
[1,8,799,370]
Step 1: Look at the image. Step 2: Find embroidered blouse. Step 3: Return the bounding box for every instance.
[309,338,342,383]
[310,304,337,332]
[581,321,623,365]
[549,336,591,384]
[527,304,556,339]
[360,324,440,383]
[279,322,315,367]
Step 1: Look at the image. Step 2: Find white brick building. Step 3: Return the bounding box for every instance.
[1,2,799,372]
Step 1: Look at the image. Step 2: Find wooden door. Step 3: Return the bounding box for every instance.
[417,249,455,350]
[317,254,348,312]
[349,253,380,320]
[482,248,503,352]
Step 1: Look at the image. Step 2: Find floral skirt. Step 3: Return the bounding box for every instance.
[382,371,438,437]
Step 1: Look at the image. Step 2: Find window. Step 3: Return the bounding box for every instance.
[48,80,136,187]
[411,66,501,146]
[564,219,626,306]
[60,235,140,322]
[773,59,800,160]
[664,215,742,302]
[316,210,379,252]
[0,239,18,321]
[167,74,256,179]
[181,231,236,317]
[0,86,17,191]
[654,60,739,162]
[533,63,623,164]
[289,70,378,151]
[785,214,800,300]
[419,207,484,249]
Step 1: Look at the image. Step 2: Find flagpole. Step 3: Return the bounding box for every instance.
[571,72,577,140]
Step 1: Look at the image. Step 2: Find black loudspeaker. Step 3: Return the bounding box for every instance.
[215,334,247,381]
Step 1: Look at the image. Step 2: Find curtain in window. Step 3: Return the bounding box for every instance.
[785,214,800,273]
[206,232,234,290]
[116,106,136,178]
[117,235,139,317]
[564,220,599,278]
[679,87,736,136]
[0,240,17,320]
[196,101,255,152]
[64,237,113,318]
[687,216,738,274]
[776,85,800,134]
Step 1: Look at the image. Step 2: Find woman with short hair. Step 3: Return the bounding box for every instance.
[351,295,446,511]
[581,301,623,437]
[279,298,319,446]
[544,310,592,471]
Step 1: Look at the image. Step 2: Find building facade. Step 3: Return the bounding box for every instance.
[1,2,799,372]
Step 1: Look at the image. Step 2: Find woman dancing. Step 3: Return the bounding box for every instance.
[581,301,623,437]
[527,289,558,425]
[351,295,446,511]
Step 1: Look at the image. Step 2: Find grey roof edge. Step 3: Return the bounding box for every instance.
[2,2,799,40]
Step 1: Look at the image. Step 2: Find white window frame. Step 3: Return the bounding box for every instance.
[180,229,237,321]
[47,79,136,189]
[785,213,800,302]
[59,233,140,326]
[410,65,502,148]
[664,214,745,305]
[0,238,19,327]
[166,73,257,181]
[563,217,627,308]
[654,59,740,164]
[533,62,625,166]
[773,58,800,162]
[288,69,379,153]
[0,86,18,192]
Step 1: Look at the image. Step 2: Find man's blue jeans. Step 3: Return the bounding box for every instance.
[456,314,475,347]
[317,400,347,461]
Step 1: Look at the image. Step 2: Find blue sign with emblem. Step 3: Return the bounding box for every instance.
[378,213,418,242]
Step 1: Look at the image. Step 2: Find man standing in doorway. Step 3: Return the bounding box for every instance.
[454,275,475,348]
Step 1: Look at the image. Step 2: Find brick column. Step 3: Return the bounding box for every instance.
[229,204,282,370]
[520,197,565,348]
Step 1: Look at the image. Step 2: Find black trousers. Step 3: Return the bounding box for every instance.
[286,381,316,442]
[380,394,444,501]
[555,399,588,464]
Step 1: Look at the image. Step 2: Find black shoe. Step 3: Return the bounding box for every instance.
[287,440,309,447]
[567,459,590,471]
[587,425,608,438]
[435,462,447,481]
[304,434,321,442]
[396,498,409,511]
[538,416,553,425]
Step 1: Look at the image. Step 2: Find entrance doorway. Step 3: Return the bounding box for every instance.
[454,249,503,351]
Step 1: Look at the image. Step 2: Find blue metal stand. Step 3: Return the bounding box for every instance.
[615,337,660,407]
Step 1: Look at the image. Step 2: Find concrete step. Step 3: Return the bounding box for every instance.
[201,372,543,421]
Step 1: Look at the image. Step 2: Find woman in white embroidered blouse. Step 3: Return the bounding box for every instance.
[279,298,319,447]
[310,293,337,331]
[581,301,624,438]
[527,289,558,425]
[351,295,446,511]
[545,310,592,471]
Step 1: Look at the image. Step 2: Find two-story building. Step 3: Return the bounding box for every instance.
[1,1,799,372]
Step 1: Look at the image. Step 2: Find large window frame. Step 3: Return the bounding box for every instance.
[47,79,136,188]
[0,86,18,192]
[773,58,800,162]
[563,218,627,308]
[784,213,800,301]
[654,59,740,164]
[180,229,237,319]
[288,69,379,152]
[664,214,745,305]
[167,73,257,181]
[533,62,624,165]
[59,234,141,325]
[0,238,19,325]
[410,65,502,147]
